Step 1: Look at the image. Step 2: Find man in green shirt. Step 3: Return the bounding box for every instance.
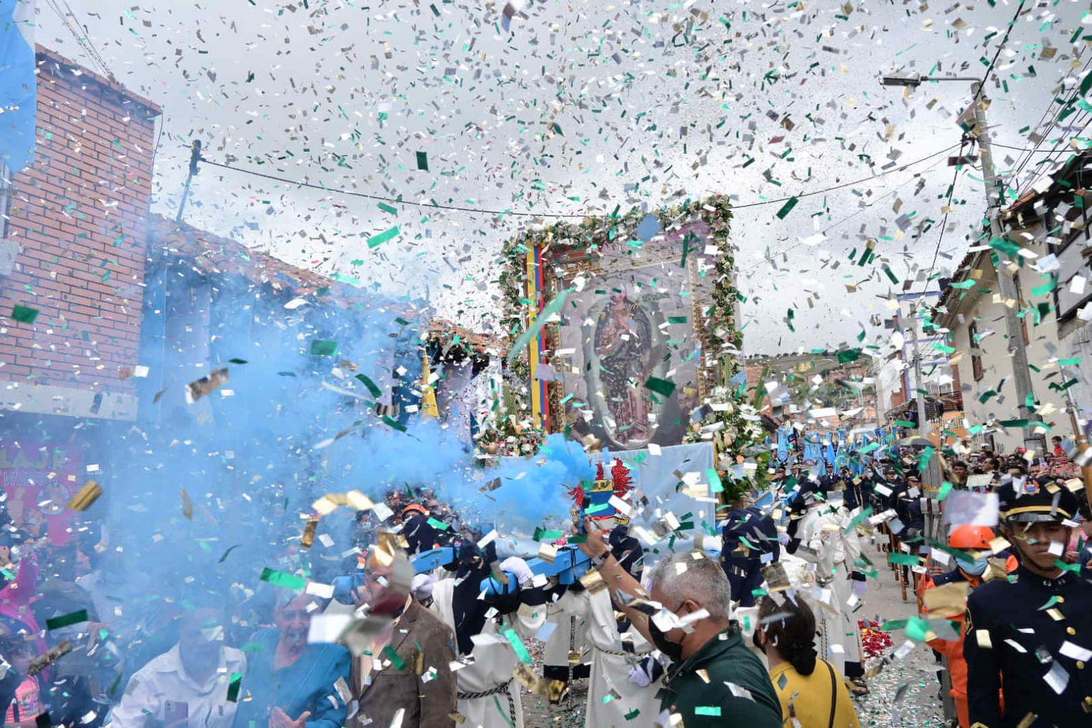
[578,519,782,727]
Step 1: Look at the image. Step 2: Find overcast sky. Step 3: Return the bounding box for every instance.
[37,0,1092,355]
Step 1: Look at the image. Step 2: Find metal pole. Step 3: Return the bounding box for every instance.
[908,304,929,437]
[175,140,202,223]
[971,82,1044,454]
[1059,366,1092,508]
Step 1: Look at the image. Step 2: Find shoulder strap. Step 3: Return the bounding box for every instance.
[824,660,838,728]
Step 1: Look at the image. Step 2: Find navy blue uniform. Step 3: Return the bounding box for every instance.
[721,506,780,607]
[964,564,1092,727]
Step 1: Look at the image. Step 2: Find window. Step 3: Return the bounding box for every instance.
[969,320,984,382]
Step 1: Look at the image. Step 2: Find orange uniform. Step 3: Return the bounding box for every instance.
[919,569,976,728]
[917,525,996,728]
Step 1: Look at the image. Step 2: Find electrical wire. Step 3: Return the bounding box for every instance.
[761,152,952,260]
[969,0,1029,108]
[198,142,961,220]
[44,0,115,81]
[1007,54,1092,194]
[916,138,971,295]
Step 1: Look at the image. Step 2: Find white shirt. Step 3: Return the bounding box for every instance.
[107,644,246,728]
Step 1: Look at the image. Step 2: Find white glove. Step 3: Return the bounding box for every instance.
[628,662,654,687]
[499,556,535,587]
[411,573,436,601]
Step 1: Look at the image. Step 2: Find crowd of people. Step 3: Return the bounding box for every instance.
[0,439,1088,728]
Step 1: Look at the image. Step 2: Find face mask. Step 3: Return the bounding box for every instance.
[648,619,684,662]
[956,558,988,576]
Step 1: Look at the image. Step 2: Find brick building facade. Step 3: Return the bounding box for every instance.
[0,47,160,421]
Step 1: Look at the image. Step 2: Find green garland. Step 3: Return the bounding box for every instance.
[493,194,760,499]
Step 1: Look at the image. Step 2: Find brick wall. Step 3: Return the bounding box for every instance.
[0,49,160,419]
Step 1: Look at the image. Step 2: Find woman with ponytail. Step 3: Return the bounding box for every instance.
[755,596,861,728]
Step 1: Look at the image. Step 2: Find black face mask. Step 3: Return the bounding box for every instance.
[648,619,684,662]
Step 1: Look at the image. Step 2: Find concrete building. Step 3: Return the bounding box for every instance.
[931,220,1069,451]
[1004,151,1092,422]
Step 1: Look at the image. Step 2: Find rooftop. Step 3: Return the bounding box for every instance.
[36,46,162,117]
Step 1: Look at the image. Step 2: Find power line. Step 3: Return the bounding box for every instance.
[761,152,951,260]
[969,0,1028,108]
[1014,112,1092,200]
[1007,53,1092,194]
[198,142,961,220]
[44,0,115,81]
[917,138,972,294]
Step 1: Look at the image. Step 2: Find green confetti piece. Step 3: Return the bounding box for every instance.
[507,287,575,366]
[667,315,688,324]
[938,481,954,501]
[10,304,38,324]
[837,348,861,363]
[644,376,676,397]
[949,279,976,289]
[416,151,429,171]
[1031,278,1057,297]
[624,708,641,720]
[775,196,799,219]
[695,707,722,717]
[368,226,401,248]
[382,415,407,432]
[906,616,933,642]
[382,644,407,671]
[378,202,399,214]
[355,374,383,398]
[894,419,916,428]
[989,236,1021,258]
[310,339,338,356]
[707,468,723,494]
[228,358,248,365]
[426,517,449,531]
[46,609,88,630]
[889,553,921,566]
[881,618,909,631]
[502,627,533,664]
[533,527,564,542]
[882,264,899,284]
[259,567,307,591]
[226,672,243,702]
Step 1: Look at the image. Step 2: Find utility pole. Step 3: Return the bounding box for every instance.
[906,304,930,438]
[881,74,1045,455]
[970,82,1045,454]
[175,140,202,223]
[1059,365,1092,509]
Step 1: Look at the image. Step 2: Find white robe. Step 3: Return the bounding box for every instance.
[796,506,863,672]
[432,577,524,728]
[542,589,590,679]
[576,588,661,728]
